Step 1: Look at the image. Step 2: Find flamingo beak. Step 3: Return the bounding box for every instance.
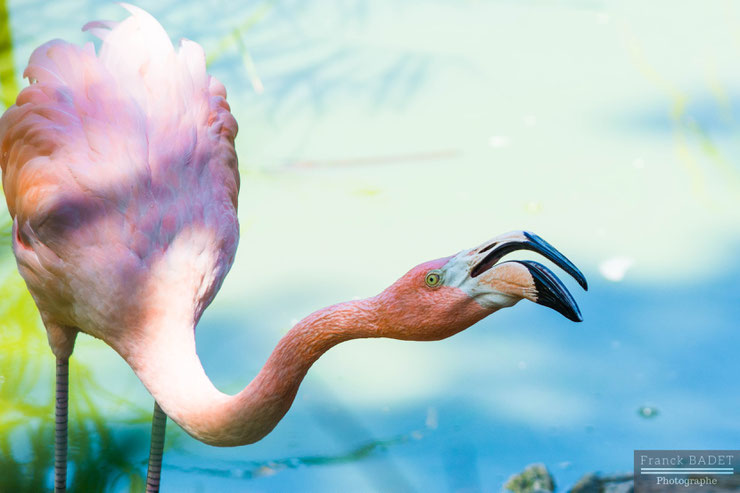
[448,231,588,322]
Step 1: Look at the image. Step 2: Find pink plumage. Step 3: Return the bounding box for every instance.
[1,4,239,361]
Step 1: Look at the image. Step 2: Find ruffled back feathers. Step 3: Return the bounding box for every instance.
[0,3,239,222]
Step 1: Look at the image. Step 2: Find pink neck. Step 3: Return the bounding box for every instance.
[120,298,379,446]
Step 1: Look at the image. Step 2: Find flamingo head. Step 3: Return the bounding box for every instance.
[374,231,588,341]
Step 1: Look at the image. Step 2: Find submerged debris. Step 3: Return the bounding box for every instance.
[570,473,633,493]
[505,466,740,493]
[638,405,660,419]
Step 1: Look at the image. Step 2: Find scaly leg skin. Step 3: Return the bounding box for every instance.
[55,358,69,492]
[146,402,167,493]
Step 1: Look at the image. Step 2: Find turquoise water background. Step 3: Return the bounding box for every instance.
[1,1,739,491]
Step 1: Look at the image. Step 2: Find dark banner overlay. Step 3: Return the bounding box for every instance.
[635,450,740,492]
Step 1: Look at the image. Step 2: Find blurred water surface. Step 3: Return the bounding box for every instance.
[0,0,739,491]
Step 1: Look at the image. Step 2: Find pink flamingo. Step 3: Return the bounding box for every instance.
[0,6,587,492]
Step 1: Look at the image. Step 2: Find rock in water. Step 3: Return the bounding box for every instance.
[504,463,556,493]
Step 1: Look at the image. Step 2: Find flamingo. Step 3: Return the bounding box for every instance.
[0,5,587,492]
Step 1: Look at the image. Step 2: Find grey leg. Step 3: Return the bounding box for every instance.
[146,402,167,493]
[55,357,69,492]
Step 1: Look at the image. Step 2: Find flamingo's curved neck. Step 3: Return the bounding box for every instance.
[121,298,379,446]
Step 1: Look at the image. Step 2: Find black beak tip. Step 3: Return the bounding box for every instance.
[566,307,584,323]
[522,231,588,292]
[548,294,583,322]
[516,260,584,323]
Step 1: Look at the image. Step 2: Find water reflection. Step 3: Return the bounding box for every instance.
[168,426,430,482]
[0,1,739,492]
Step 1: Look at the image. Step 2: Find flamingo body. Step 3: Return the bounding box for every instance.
[0,5,239,363]
[0,6,587,489]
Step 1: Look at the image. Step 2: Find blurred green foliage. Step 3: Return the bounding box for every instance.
[623,24,740,206]
[0,0,17,109]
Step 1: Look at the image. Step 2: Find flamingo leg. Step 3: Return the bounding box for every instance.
[145,402,167,493]
[54,357,69,492]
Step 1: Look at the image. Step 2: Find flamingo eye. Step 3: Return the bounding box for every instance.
[425,270,443,288]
